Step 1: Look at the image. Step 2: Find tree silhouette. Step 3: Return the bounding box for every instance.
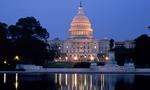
[0,22,15,70]
[8,17,50,65]
[134,34,150,67]
[148,26,150,29]
[0,22,8,39]
[109,38,114,50]
[15,17,49,41]
[115,46,133,66]
[8,25,21,41]
[34,26,49,42]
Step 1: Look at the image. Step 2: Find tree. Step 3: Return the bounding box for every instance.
[8,17,50,65]
[8,25,21,41]
[109,39,114,50]
[15,17,49,41]
[0,22,8,39]
[0,22,15,70]
[115,46,127,66]
[148,26,150,29]
[133,34,150,67]
[115,46,134,66]
[34,26,49,42]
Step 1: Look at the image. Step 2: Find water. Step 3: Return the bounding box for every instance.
[0,73,150,90]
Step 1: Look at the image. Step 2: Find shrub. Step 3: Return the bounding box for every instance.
[73,62,90,68]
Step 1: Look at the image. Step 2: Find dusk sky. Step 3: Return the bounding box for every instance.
[0,0,150,41]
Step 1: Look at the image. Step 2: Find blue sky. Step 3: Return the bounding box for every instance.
[0,0,150,41]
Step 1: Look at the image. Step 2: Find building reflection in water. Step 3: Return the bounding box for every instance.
[14,73,19,90]
[0,73,135,90]
[54,73,135,90]
[65,74,68,85]
[2,73,19,90]
[3,73,6,84]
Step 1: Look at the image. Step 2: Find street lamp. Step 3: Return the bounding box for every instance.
[90,56,94,61]
[14,55,20,61]
[84,55,87,59]
[59,57,61,62]
[3,60,7,64]
[65,57,68,61]
[105,56,109,61]
[74,56,78,61]
[84,55,87,61]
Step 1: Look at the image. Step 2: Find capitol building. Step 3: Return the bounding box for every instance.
[49,3,135,62]
[63,3,99,61]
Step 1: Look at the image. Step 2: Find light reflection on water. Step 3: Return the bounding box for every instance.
[0,73,150,90]
[3,73,6,84]
[54,73,135,90]
[3,73,19,90]
[14,73,19,90]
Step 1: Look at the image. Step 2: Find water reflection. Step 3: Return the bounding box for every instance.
[3,73,6,84]
[54,73,135,90]
[0,73,150,90]
[101,74,105,90]
[14,73,19,90]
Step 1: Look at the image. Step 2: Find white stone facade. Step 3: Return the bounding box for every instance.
[98,39,110,54]
[63,4,99,61]
[115,40,135,49]
[63,39,99,61]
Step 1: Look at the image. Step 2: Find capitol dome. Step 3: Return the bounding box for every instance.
[69,3,93,39]
[71,11,90,24]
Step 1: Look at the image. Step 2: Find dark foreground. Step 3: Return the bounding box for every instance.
[0,73,150,90]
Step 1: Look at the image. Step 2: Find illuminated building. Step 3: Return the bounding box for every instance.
[48,2,135,62]
[49,38,64,53]
[99,38,110,54]
[115,40,135,49]
[63,2,99,61]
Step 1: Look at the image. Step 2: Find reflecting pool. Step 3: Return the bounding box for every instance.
[0,73,149,90]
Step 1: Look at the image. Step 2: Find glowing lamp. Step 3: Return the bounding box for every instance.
[90,56,94,61]
[74,56,78,60]
[4,61,7,64]
[105,56,109,60]
[14,55,20,61]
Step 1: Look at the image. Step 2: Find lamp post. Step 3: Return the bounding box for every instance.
[3,60,7,64]
[14,55,20,61]
[105,56,109,61]
[59,57,61,62]
[84,55,87,61]
[74,56,78,61]
[65,57,68,62]
[90,56,94,61]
